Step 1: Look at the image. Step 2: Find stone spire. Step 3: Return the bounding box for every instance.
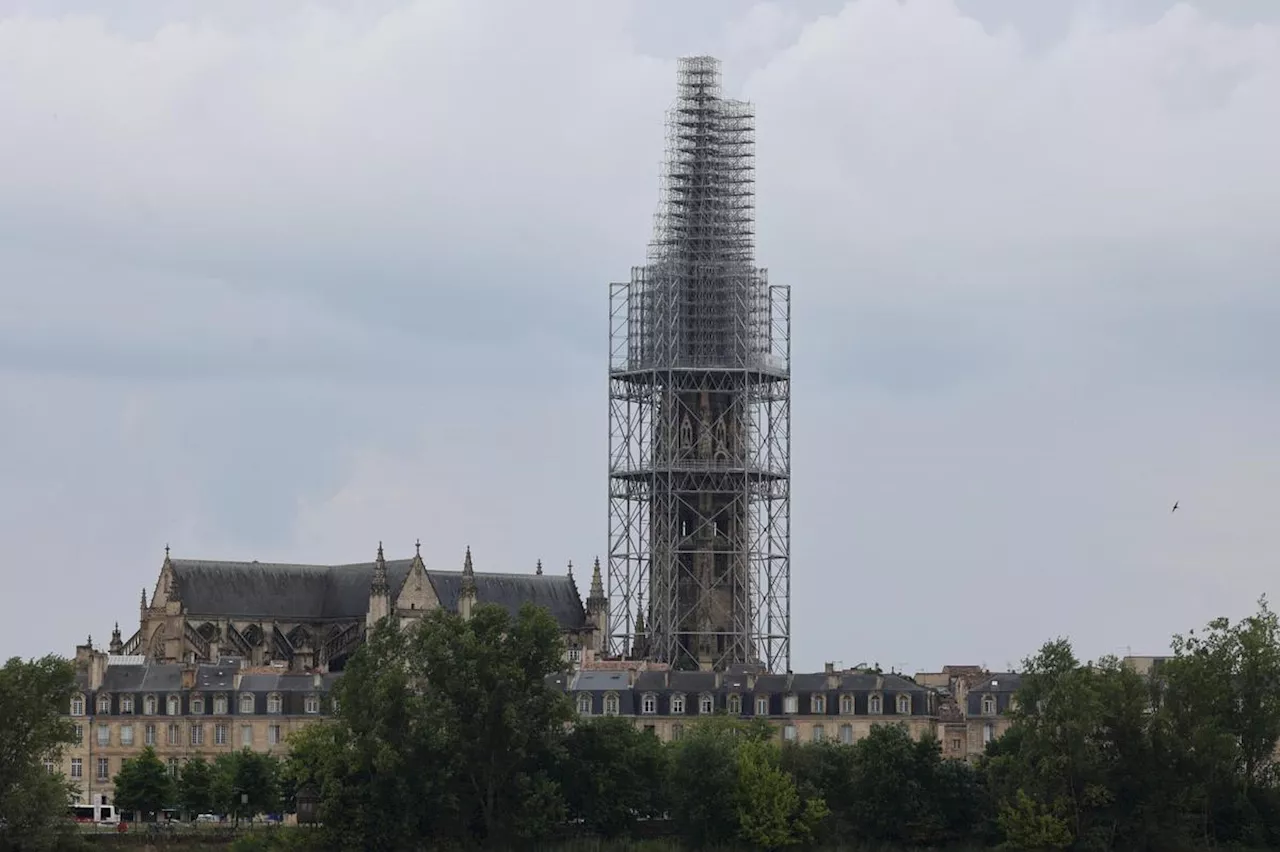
[585,557,608,656]
[535,558,543,576]
[632,594,648,659]
[459,546,477,620]
[366,542,392,628]
[371,541,389,595]
[109,622,123,654]
[589,557,605,602]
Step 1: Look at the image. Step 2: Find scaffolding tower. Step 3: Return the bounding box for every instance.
[608,56,791,673]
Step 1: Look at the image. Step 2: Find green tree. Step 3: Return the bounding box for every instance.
[0,655,81,851]
[668,716,756,847]
[113,746,175,821]
[560,716,668,838]
[177,755,216,817]
[735,737,827,850]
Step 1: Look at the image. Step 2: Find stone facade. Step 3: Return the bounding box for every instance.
[916,665,1022,760]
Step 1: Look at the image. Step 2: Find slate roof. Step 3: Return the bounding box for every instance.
[169,557,586,629]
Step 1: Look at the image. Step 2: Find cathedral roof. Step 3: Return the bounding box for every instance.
[168,557,586,629]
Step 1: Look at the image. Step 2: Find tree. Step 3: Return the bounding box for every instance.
[560,716,668,838]
[113,747,174,821]
[668,717,756,847]
[177,755,216,817]
[734,737,827,850]
[0,655,81,851]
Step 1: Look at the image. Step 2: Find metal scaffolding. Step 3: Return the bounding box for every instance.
[608,56,791,673]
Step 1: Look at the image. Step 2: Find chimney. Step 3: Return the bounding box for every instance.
[824,661,834,674]
[746,673,755,691]
[313,672,322,689]
[714,671,722,689]
[627,667,637,686]
[181,663,197,689]
[663,670,670,688]
[88,650,108,691]
[232,671,243,691]
[825,662,839,691]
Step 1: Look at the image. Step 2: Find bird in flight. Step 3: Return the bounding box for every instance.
[1172,501,1179,513]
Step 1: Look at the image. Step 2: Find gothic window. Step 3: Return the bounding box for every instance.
[897,694,912,715]
[576,693,592,716]
[840,694,854,715]
[604,692,620,716]
[868,694,883,715]
[213,694,227,715]
[239,694,254,714]
[755,695,769,715]
[304,695,320,714]
[727,693,742,714]
[120,695,134,714]
[811,694,826,714]
[839,723,853,744]
[698,693,714,715]
[70,695,85,716]
[97,694,111,714]
[267,693,282,714]
[190,694,205,715]
[981,694,997,715]
[783,694,798,714]
[641,693,657,715]
[144,694,157,715]
[166,694,180,716]
[670,693,685,715]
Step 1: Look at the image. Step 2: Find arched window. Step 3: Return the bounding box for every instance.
[868,694,883,715]
[97,694,111,714]
[839,694,853,715]
[755,695,769,715]
[213,694,228,715]
[239,693,255,714]
[604,692,620,716]
[982,694,997,715]
[576,693,592,715]
[190,694,205,715]
[641,693,657,715]
[120,695,134,714]
[698,693,714,715]
[305,695,320,714]
[144,694,157,715]
[166,694,180,716]
[811,694,826,714]
[671,693,686,715]
[727,693,742,714]
[267,693,282,714]
[897,694,912,714]
[70,695,85,716]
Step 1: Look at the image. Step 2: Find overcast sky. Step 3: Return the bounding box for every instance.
[1,0,1277,675]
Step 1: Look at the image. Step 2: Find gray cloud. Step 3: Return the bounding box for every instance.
[1,0,1277,674]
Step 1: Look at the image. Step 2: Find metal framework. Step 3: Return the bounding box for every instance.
[608,56,791,673]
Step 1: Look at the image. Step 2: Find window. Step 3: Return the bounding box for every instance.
[868,694,883,715]
[42,759,55,774]
[267,693,282,714]
[641,693,656,715]
[167,758,179,777]
[96,724,110,747]
[950,737,962,751]
[240,725,253,746]
[839,723,853,744]
[783,694,798,714]
[727,693,742,714]
[70,759,83,779]
[981,695,996,715]
[698,693,714,715]
[983,723,995,745]
[671,723,684,741]
[145,724,156,746]
[120,724,134,746]
[782,724,797,742]
[120,695,134,714]
[190,694,205,715]
[604,692,620,716]
[74,724,83,744]
[304,695,320,714]
[144,694,157,715]
[167,723,180,746]
[671,694,685,715]
[70,695,85,716]
[643,724,656,735]
[811,694,826,714]
[576,694,592,715]
[190,724,204,746]
[97,694,111,714]
[755,695,769,716]
[213,694,228,715]
[897,694,912,714]
[239,693,255,714]
[97,758,109,781]
[268,725,282,745]
[812,724,826,742]
[166,694,180,716]
[840,694,853,715]
[568,647,582,663]
[215,724,228,746]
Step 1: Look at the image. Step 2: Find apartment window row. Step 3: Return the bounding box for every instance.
[614,691,918,716]
[72,691,324,716]
[81,722,241,748]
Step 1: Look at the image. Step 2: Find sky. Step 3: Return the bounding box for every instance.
[1,0,1278,675]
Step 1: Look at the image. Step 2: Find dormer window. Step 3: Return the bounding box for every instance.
[120,695,134,714]
[698,693,714,715]
[267,693,282,714]
[811,694,826,714]
[783,694,798,715]
[755,695,769,715]
[604,692,620,716]
[897,694,912,714]
[213,694,228,715]
[982,694,997,715]
[727,694,742,714]
[868,693,883,715]
[641,693,657,715]
[839,694,853,715]
[190,694,205,715]
[239,694,254,714]
[305,695,320,714]
[576,693,592,715]
[144,694,157,715]
[97,694,111,714]
[166,694,180,716]
[568,647,582,664]
[70,695,85,716]
[671,693,686,715]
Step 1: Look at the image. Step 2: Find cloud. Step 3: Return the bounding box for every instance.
[1,0,1277,674]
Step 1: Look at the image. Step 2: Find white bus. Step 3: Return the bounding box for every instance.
[69,803,118,824]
